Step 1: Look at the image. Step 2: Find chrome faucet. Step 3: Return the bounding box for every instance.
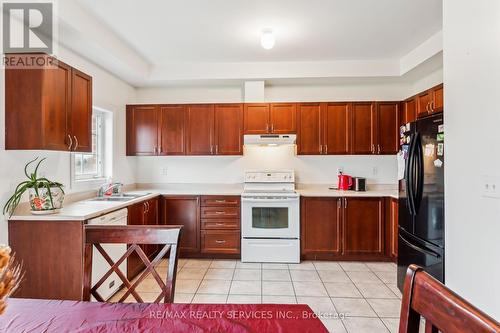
[97,182,123,197]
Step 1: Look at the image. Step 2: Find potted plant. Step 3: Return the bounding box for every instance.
[3,157,65,217]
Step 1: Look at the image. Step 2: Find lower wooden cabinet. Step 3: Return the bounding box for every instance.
[343,197,384,256]
[388,198,398,259]
[162,196,200,255]
[301,196,388,260]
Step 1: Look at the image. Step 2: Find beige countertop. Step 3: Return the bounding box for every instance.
[9,183,397,221]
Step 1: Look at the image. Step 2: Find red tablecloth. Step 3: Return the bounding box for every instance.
[0,298,328,332]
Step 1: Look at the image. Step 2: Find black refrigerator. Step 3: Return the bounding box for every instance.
[397,113,445,291]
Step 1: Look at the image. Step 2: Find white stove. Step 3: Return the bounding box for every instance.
[241,170,300,263]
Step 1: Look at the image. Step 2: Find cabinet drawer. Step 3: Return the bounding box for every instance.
[201,230,240,254]
[201,196,240,207]
[201,219,240,230]
[201,206,240,219]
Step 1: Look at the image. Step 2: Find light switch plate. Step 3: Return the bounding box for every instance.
[160,167,168,176]
[481,175,500,199]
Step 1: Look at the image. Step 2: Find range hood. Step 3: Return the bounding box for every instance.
[244,134,296,146]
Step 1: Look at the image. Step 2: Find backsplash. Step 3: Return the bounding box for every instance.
[135,145,397,184]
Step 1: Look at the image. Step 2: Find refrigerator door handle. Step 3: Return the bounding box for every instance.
[399,233,441,259]
[414,134,424,214]
[405,133,417,215]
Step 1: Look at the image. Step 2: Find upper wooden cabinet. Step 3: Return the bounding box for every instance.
[351,102,375,154]
[376,102,399,154]
[416,84,444,118]
[401,98,417,125]
[351,102,398,155]
[297,102,351,155]
[243,103,296,134]
[214,104,243,155]
[126,105,159,156]
[343,197,384,256]
[5,54,92,152]
[158,105,186,155]
[186,104,215,155]
[127,103,243,156]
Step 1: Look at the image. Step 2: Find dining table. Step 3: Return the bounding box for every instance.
[0,298,329,332]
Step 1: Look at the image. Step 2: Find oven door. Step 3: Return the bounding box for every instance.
[241,197,299,239]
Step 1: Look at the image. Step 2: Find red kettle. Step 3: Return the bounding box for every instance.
[338,174,353,191]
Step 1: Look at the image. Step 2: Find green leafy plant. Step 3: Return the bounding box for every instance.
[2,157,65,217]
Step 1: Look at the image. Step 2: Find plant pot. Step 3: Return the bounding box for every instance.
[29,186,65,214]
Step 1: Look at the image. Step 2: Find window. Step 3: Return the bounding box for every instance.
[71,108,112,186]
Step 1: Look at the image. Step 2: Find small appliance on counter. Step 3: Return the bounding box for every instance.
[337,172,353,191]
[353,177,367,191]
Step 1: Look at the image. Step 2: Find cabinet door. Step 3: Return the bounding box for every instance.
[401,98,416,125]
[214,104,243,155]
[162,196,200,254]
[376,102,399,154]
[42,59,72,151]
[417,91,431,118]
[270,103,296,133]
[127,201,145,279]
[297,103,322,155]
[301,197,342,256]
[431,84,443,113]
[323,103,351,155]
[126,105,158,156]
[343,197,384,256]
[243,104,270,134]
[389,198,398,258]
[70,68,92,152]
[186,104,215,155]
[158,105,186,155]
[351,103,376,154]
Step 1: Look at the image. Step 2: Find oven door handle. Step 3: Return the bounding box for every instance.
[241,197,299,203]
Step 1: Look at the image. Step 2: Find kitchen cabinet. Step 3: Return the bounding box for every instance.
[158,105,186,155]
[376,102,399,154]
[401,98,417,125]
[214,104,243,155]
[186,104,215,155]
[297,103,351,155]
[126,105,159,156]
[126,197,159,279]
[301,196,387,260]
[200,196,241,255]
[417,90,432,118]
[415,83,444,118]
[351,102,376,154]
[5,54,92,152]
[297,103,322,154]
[431,84,444,113]
[343,197,385,256]
[243,103,296,134]
[162,196,201,255]
[301,197,342,257]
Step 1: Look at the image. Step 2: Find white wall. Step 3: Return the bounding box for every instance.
[444,0,500,319]
[0,46,136,244]
[136,146,397,185]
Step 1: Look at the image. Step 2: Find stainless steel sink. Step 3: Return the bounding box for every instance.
[89,193,151,202]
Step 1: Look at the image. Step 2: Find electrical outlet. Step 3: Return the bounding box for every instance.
[372,166,378,176]
[337,167,343,175]
[160,167,168,176]
[481,176,500,199]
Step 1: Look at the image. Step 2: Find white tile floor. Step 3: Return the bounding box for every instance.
[112,259,403,333]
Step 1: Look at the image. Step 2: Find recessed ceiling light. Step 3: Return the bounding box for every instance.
[261,29,275,50]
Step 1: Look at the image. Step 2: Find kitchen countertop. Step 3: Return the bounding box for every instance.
[9,183,397,221]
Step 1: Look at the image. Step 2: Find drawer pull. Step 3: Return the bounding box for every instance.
[215,200,226,203]
[214,211,225,214]
[215,223,225,226]
[215,240,226,244]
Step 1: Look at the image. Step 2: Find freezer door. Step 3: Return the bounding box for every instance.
[414,115,444,248]
[397,228,444,291]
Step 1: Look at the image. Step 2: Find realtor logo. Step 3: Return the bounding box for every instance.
[2,2,54,54]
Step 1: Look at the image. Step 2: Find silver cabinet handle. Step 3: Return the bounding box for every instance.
[325,145,328,154]
[215,240,226,244]
[371,144,375,154]
[215,211,225,215]
[215,200,226,203]
[215,145,219,154]
[271,124,274,132]
[319,145,323,154]
[210,145,214,155]
[430,101,435,112]
[344,198,347,209]
[337,198,341,208]
[377,144,381,154]
[266,124,270,132]
[67,135,73,151]
[73,136,79,151]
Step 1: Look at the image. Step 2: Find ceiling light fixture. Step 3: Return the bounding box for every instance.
[260,29,275,50]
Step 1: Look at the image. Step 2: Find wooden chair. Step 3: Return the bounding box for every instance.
[399,264,500,333]
[83,225,182,303]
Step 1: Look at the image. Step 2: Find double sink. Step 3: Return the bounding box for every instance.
[89,192,151,202]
